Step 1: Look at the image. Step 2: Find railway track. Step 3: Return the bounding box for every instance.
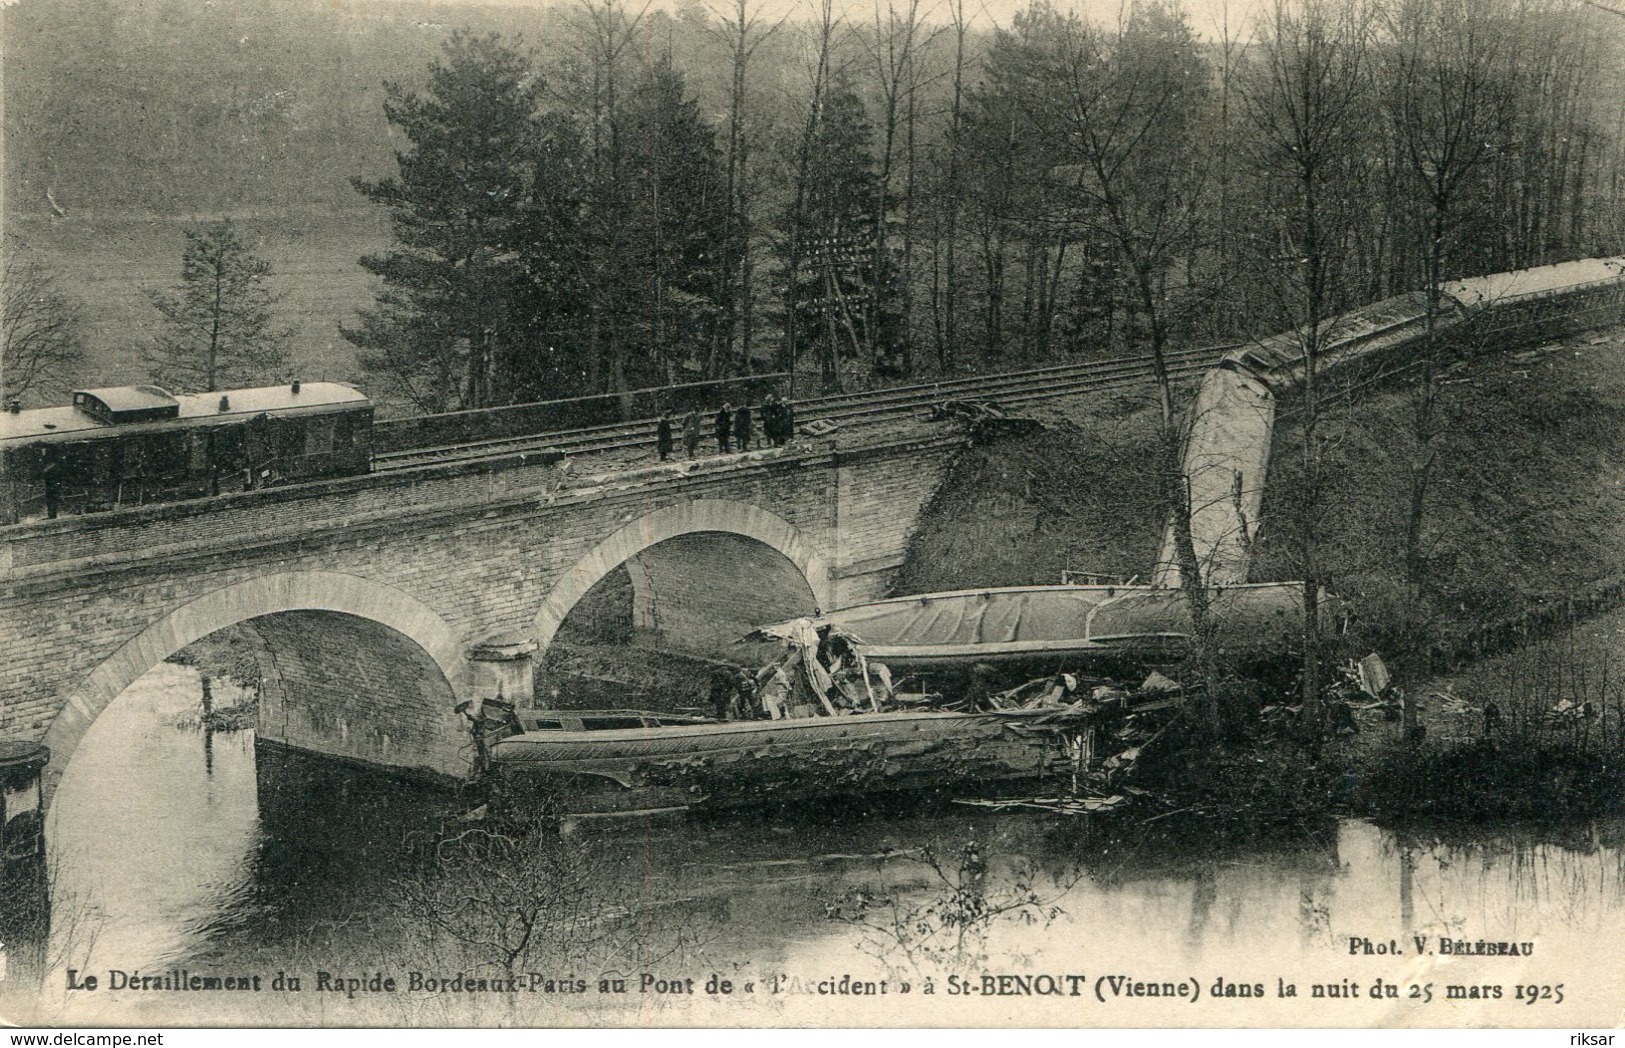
[372,345,1232,473]
[371,293,1625,475]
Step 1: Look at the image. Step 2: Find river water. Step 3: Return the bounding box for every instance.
[5,662,1624,1028]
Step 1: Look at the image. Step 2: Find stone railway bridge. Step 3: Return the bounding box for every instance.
[0,426,962,791]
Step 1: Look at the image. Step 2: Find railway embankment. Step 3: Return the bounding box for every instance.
[1254,324,1625,657]
[893,392,1179,594]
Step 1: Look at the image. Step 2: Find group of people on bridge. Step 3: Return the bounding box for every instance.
[655,395,796,462]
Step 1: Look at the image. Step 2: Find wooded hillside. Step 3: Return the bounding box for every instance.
[5,0,1624,405]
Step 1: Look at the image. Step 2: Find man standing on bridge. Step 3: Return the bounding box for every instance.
[716,402,734,453]
[734,401,752,452]
[763,394,783,447]
[682,408,702,459]
[656,410,674,461]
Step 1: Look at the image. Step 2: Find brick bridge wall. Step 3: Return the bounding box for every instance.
[0,433,961,789]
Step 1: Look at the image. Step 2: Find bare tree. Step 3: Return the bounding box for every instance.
[1242,0,1374,722]
[1052,2,1217,647]
[928,0,970,371]
[961,2,1077,367]
[864,0,941,376]
[781,0,846,393]
[565,0,652,404]
[1382,0,1507,612]
[828,841,1077,980]
[1206,3,1254,342]
[708,0,785,375]
[398,820,716,997]
[1,255,85,406]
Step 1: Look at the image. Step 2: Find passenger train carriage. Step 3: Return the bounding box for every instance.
[1218,257,1625,392]
[0,382,372,524]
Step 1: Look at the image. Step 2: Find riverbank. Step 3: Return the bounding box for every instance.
[1124,597,1625,835]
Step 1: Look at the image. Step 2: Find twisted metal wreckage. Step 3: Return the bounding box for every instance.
[474,594,1283,818]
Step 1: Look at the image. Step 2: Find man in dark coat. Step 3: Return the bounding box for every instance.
[708,668,736,721]
[656,410,674,461]
[763,394,783,447]
[716,402,734,453]
[733,402,752,452]
[682,409,702,459]
[780,397,794,444]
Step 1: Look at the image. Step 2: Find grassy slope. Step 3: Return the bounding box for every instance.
[1254,330,1625,651]
[895,327,1625,822]
[900,326,1625,656]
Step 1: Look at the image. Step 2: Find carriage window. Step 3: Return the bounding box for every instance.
[582,717,647,730]
[188,432,210,472]
[303,418,335,456]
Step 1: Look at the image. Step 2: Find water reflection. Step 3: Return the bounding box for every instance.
[10,664,1625,1027]
[49,664,260,971]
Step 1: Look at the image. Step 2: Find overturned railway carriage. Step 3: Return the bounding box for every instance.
[1178,258,1625,589]
[487,708,1099,816]
[1219,257,1625,394]
[0,382,373,524]
[756,582,1320,692]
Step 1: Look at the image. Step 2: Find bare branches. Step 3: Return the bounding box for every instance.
[397,820,717,985]
[1,254,85,406]
[827,841,1075,979]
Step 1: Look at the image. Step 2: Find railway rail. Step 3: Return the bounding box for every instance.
[374,287,1623,474]
[372,344,1232,472]
[1271,293,1625,422]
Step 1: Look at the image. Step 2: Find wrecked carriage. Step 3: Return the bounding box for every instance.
[480,617,1185,818]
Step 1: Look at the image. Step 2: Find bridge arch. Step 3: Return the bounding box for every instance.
[41,571,473,785]
[532,499,832,654]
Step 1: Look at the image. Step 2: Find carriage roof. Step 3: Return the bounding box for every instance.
[0,382,369,447]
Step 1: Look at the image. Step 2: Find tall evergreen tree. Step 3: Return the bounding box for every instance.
[145,219,289,393]
[563,0,645,404]
[346,32,581,412]
[618,57,738,385]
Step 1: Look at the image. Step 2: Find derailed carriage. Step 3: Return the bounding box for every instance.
[1218,256,1625,393]
[0,382,373,524]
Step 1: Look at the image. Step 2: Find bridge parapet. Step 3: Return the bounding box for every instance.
[0,454,566,583]
[2,427,965,785]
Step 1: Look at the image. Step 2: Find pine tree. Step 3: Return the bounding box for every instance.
[346,32,583,412]
[781,80,897,390]
[145,219,289,393]
[620,57,738,384]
